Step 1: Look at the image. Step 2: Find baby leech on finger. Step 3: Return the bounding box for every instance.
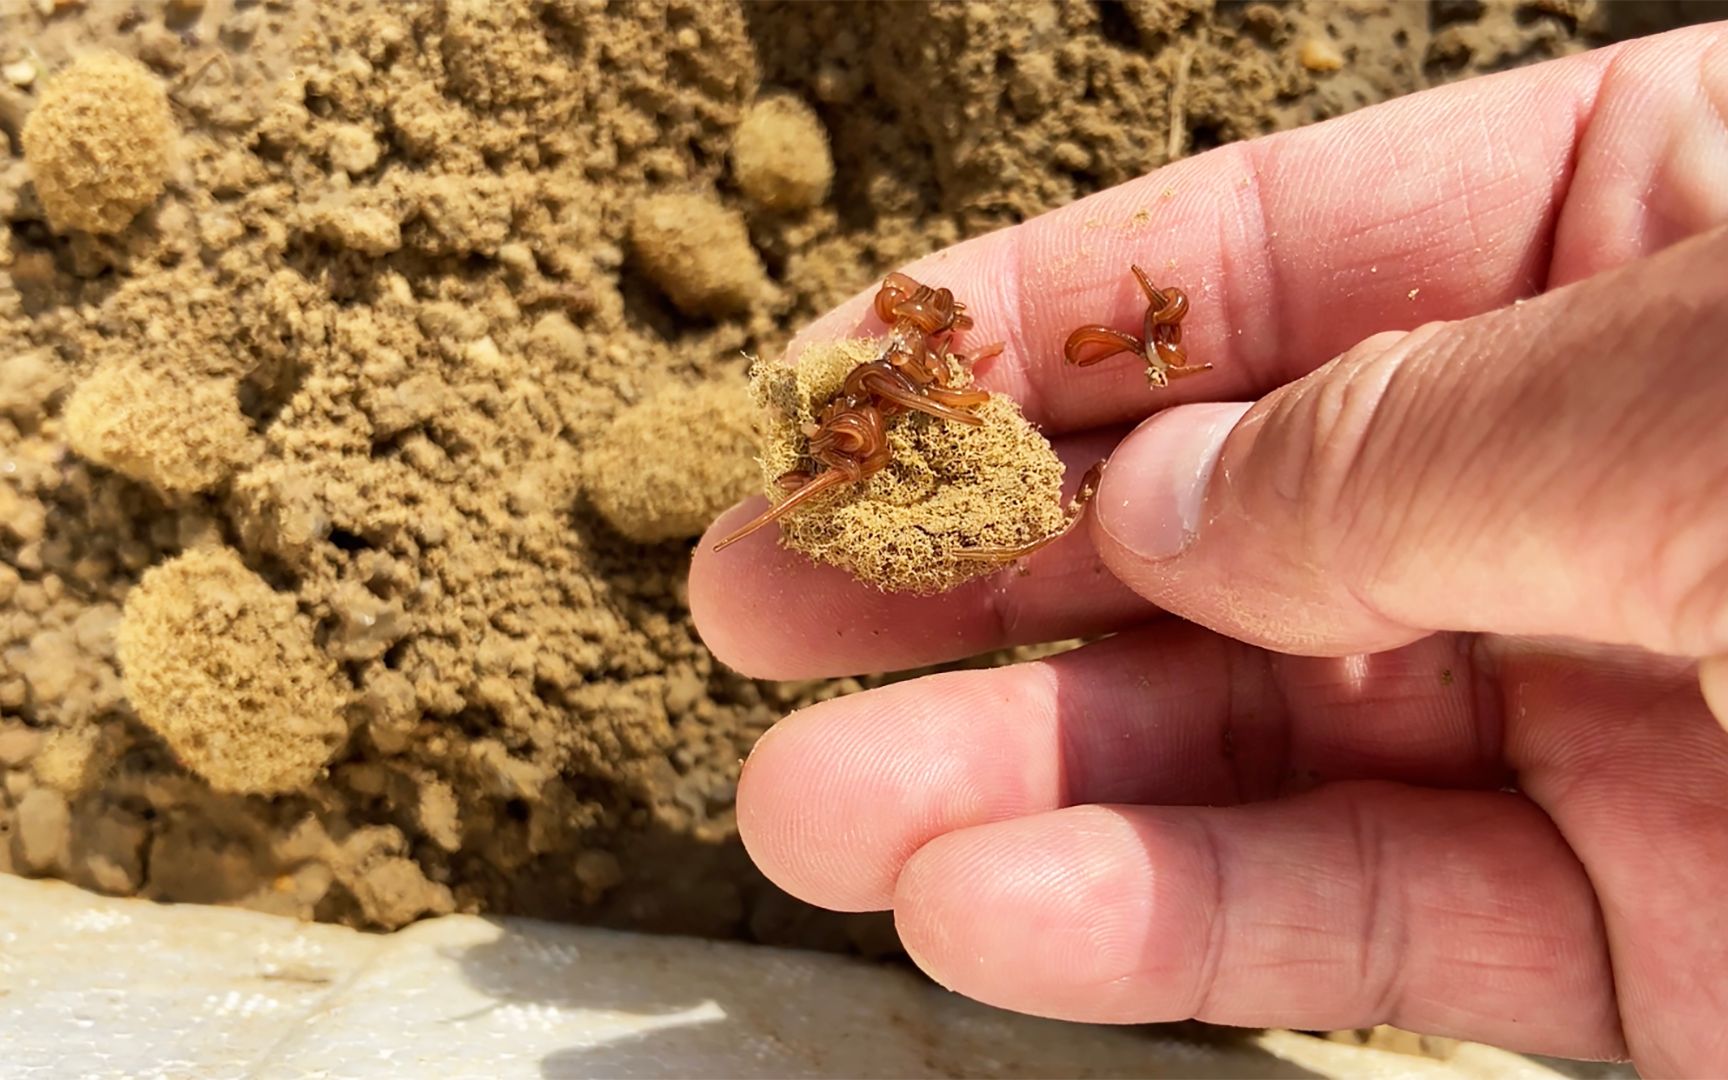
[1065,264,1212,390]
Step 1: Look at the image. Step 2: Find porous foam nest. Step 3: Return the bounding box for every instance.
[117,546,350,795]
[61,364,255,496]
[731,91,834,212]
[749,338,1069,594]
[585,381,759,543]
[629,191,770,316]
[21,51,177,235]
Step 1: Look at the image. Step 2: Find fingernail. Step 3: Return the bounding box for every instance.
[1098,402,1251,560]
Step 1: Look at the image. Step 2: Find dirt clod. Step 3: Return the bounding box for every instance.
[62,366,254,496]
[586,381,760,544]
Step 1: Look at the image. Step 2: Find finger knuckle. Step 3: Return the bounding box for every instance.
[1257,323,1454,615]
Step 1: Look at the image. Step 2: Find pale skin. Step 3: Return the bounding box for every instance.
[691,24,1728,1077]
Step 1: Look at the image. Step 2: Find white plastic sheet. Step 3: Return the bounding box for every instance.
[0,875,1628,1079]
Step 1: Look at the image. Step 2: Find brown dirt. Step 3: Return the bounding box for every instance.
[0,0,1699,957]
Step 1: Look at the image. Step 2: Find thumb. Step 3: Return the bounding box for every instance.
[1089,224,1728,661]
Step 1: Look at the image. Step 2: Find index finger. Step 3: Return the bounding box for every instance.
[787,35,1627,435]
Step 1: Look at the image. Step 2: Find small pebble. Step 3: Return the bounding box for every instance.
[1299,37,1346,73]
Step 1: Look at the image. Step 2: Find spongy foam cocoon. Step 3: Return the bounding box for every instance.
[117,546,350,795]
[749,338,1068,594]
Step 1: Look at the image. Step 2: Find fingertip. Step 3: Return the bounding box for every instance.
[737,663,1069,915]
[689,498,781,678]
[1089,401,1250,617]
[892,807,1168,1024]
[729,694,843,905]
[1094,402,1249,561]
[736,685,947,913]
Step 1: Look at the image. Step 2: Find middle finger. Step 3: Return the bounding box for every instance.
[738,624,1505,913]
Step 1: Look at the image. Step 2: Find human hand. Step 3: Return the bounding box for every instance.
[690,24,1728,1075]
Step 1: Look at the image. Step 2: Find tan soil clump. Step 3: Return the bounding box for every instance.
[732,92,834,212]
[117,547,350,795]
[62,365,254,496]
[630,191,770,316]
[20,51,176,234]
[751,340,1069,594]
[586,381,759,543]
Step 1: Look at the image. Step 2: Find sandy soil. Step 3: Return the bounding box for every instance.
[0,0,1708,970]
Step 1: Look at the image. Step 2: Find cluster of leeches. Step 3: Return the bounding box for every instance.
[716,265,1209,565]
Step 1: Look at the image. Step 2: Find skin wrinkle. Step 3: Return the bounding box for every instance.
[1550,34,1683,282]
[1225,639,1285,802]
[1033,660,1084,810]
[1625,299,1728,654]
[1369,340,1480,604]
[1279,342,1415,639]
[997,223,1049,429]
[1416,316,1541,570]
[1320,76,1589,618]
[1215,639,1249,804]
[1303,94,1580,634]
[1186,813,1230,1023]
[1009,656,1064,808]
[1465,106,1498,235]
[1672,484,1728,650]
[1332,333,1451,623]
[1649,44,1723,248]
[1349,789,1408,1026]
[1227,140,1283,395]
[1197,224,1725,658]
[1542,241,1728,654]
[1416,329,1540,615]
[1497,653,1705,1056]
[1457,635,1509,784]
